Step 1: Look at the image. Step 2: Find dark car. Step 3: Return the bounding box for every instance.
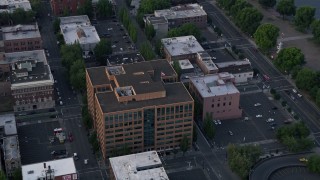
[272,107,278,110]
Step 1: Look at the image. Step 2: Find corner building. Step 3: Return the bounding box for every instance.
[86,60,194,159]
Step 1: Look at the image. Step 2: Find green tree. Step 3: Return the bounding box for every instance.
[0,12,11,25]
[311,20,320,43]
[217,0,236,10]
[180,134,189,155]
[60,44,83,70]
[294,6,316,31]
[258,0,276,8]
[145,23,156,40]
[307,155,320,173]
[230,0,251,17]
[94,39,112,65]
[128,23,137,42]
[13,168,22,180]
[139,42,155,61]
[0,171,6,180]
[193,124,197,142]
[12,9,35,24]
[316,89,320,106]
[167,23,201,40]
[172,60,181,78]
[274,47,304,73]
[155,39,164,57]
[276,0,296,20]
[30,0,41,13]
[138,0,171,14]
[235,7,263,35]
[254,23,279,52]
[203,113,215,139]
[53,18,61,34]
[69,60,86,90]
[77,0,93,18]
[295,68,316,91]
[97,0,113,18]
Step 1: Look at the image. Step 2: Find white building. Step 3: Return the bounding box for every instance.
[22,158,77,180]
[109,151,169,180]
[216,59,253,84]
[161,35,204,62]
[60,15,100,57]
[0,0,31,13]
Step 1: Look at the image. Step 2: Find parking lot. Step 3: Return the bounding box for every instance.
[94,19,135,54]
[18,121,65,165]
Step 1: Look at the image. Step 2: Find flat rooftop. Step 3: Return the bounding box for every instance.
[107,52,145,66]
[60,23,100,45]
[155,3,206,20]
[59,15,90,25]
[162,36,204,57]
[0,0,31,13]
[3,136,20,161]
[22,158,76,180]
[109,151,169,180]
[197,51,218,71]
[2,24,41,41]
[146,16,168,25]
[179,59,194,70]
[2,50,47,65]
[207,49,236,63]
[216,59,253,74]
[0,113,17,136]
[190,73,239,97]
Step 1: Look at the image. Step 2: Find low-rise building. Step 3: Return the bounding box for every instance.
[8,50,54,112]
[50,0,85,16]
[145,16,168,39]
[86,60,194,159]
[0,0,31,13]
[178,59,194,74]
[22,158,78,180]
[161,35,204,62]
[154,3,207,29]
[189,73,242,120]
[60,15,100,57]
[1,24,42,53]
[215,59,253,84]
[196,51,218,75]
[109,151,169,180]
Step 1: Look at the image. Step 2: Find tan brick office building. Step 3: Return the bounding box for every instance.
[86,60,194,159]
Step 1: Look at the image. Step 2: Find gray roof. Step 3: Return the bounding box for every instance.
[4,135,20,160]
[0,113,17,136]
[2,24,41,41]
[2,50,47,65]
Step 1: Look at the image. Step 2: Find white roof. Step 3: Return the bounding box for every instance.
[22,158,76,180]
[0,0,31,13]
[161,35,204,57]
[215,59,251,68]
[197,51,218,71]
[0,113,17,136]
[155,3,206,20]
[109,151,169,180]
[190,73,239,97]
[2,24,41,41]
[3,50,47,65]
[179,59,194,70]
[60,16,100,46]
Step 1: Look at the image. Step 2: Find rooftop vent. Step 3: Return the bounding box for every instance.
[27,170,34,174]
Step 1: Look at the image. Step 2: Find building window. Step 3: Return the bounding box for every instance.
[217,103,220,107]
[223,103,225,106]
[211,104,214,108]
[229,102,232,105]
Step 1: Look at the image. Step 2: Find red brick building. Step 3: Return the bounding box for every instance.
[50,0,86,16]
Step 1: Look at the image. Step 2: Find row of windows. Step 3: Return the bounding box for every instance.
[13,86,52,93]
[15,97,53,105]
[211,102,232,108]
[212,96,233,102]
[6,41,40,46]
[105,111,142,123]
[157,104,193,116]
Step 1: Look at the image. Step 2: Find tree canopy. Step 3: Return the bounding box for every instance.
[311,20,320,42]
[254,23,279,52]
[180,134,189,155]
[77,0,93,18]
[97,0,113,18]
[294,6,316,31]
[276,0,296,20]
[0,9,35,25]
[217,0,236,11]
[94,39,112,65]
[30,0,41,13]
[295,68,317,91]
[139,42,155,61]
[203,113,215,139]
[138,0,171,14]
[229,0,251,17]
[167,23,201,40]
[60,44,83,70]
[307,155,320,173]
[258,0,276,8]
[145,23,156,40]
[273,47,304,73]
[69,60,86,90]
[235,7,263,35]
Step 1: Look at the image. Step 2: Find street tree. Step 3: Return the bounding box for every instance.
[180,134,189,155]
[276,0,296,20]
[139,42,155,61]
[128,23,137,42]
[138,0,171,14]
[235,7,263,35]
[307,155,320,173]
[0,171,5,180]
[30,0,41,14]
[53,18,61,34]
[77,0,93,18]
[254,23,279,52]
[97,0,113,18]
[274,47,304,73]
[217,0,236,10]
[258,0,276,8]
[12,9,35,24]
[203,113,215,139]
[145,23,156,40]
[295,68,317,91]
[13,168,22,180]
[60,44,83,70]
[294,6,316,31]
[230,0,251,17]
[0,12,11,25]
[168,23,201,40]
[69,60,86,90]
[94,39,112,65]
[311,19,320,43]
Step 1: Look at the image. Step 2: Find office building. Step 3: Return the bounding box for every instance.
[216,59,253,84]
[154,3,207,28]
[22,158,78,180]
[189,73,242,120]
[161,35,204,62]
[109,151,169,180]
[8,50,54,112]
[50,0,85,16]
[1,24,42,53]
[0,0,31,13]
[60,15,100,57]
[86,59,194,159]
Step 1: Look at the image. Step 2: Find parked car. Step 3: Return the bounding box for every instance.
[213,120,218,125]
[254,103,261,107]
[256,115,263,118]
[73,153,79,160]
[292,89,297,93]
[217,120,221,125]
[228,130,233,136]
[297,93,302,98]
[266,118,274,123]
[299,157,308,163]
